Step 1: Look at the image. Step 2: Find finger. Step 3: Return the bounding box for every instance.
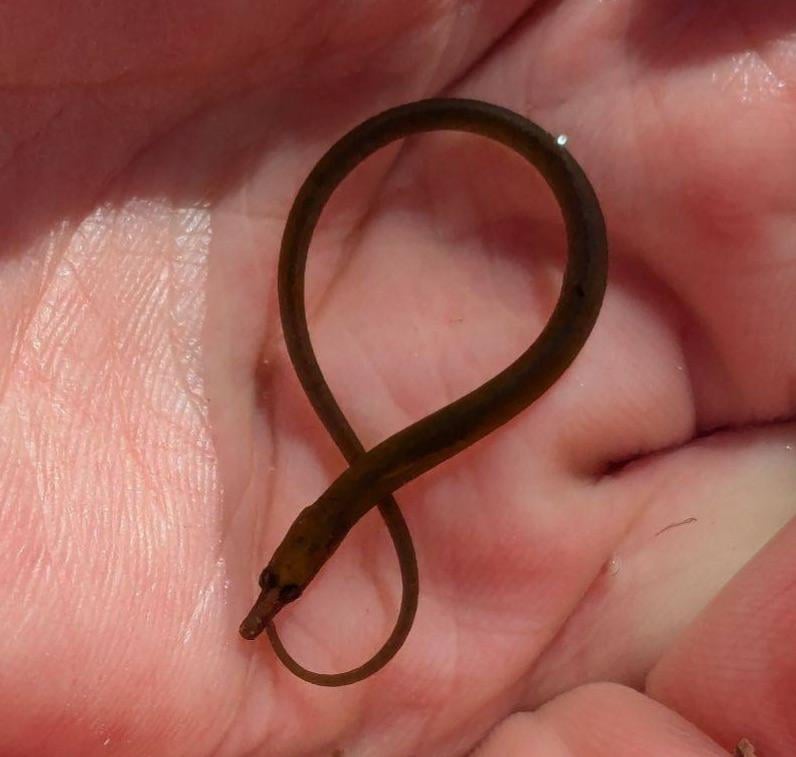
[647,514,796,755]
[473,683,728,757]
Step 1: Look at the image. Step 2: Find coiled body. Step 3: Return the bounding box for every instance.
[240,98,608,686]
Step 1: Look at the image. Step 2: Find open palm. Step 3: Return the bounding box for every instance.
[2,2,794,755]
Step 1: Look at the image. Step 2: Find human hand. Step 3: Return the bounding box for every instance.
[1,2,793,755]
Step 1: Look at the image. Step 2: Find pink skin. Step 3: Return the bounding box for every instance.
[0,1,794,755]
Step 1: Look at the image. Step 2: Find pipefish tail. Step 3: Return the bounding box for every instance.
[240,98,608,686]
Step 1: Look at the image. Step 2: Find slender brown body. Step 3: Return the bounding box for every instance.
[240,98,608,686]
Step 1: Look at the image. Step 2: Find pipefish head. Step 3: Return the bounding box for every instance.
[239,567,303,640]
[239,503,343,641]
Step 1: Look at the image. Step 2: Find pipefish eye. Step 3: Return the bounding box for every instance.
[259,569,277,590]
[279,584,302,603]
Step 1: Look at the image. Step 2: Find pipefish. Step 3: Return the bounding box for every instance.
[240,98,608,686]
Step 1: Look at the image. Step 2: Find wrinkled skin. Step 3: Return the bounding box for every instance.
[1,2,794,755]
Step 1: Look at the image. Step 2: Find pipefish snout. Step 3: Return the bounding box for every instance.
[241,98,608,686]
